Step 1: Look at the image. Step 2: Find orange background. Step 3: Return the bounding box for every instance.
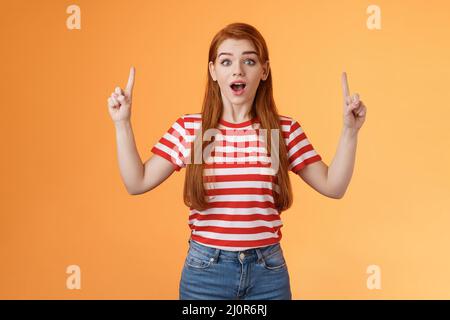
[1,0,450,299]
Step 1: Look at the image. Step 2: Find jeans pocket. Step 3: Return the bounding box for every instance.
[261,247,286,270]
[184,249,214,270]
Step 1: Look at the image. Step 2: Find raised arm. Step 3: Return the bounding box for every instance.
[108,67,176,195]
[113,121,177,195]
[297,72,367,199]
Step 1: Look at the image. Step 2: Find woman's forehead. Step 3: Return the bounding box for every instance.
[217,38,256,53]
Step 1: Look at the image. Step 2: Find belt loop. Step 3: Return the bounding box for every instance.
[212,248,220,261]
[255,248,264,263]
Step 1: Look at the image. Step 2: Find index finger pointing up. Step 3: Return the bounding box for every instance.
[125,66,135,94]
[341,72,350,103]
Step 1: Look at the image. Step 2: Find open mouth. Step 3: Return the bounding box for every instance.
[230,83,246,92]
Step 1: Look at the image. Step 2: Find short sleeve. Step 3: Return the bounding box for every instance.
[150,115,188,172]
[286,118,322,174]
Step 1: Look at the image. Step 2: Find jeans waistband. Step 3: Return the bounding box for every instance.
[188,238,282,262]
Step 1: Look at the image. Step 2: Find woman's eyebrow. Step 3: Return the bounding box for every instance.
[218,51,258,58]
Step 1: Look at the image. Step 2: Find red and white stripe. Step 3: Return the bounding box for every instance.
[151,113,322,251]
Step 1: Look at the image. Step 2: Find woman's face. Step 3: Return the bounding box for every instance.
[209,38,269,107]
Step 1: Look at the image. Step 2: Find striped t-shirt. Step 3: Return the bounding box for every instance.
[150,113,322,251]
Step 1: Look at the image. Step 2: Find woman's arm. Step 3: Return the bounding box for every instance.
[134,153,177,195]
[297,72,367,199]
[297,128,359,199]
[114,120,176,195]
[326,127,358,198]
[109,67,177,195]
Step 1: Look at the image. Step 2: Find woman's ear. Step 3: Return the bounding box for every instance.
[208,61,217,81]
[262,60,270,81]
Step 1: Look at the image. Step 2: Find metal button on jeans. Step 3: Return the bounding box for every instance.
[239,253,245,260]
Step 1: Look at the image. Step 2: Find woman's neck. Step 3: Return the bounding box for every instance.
[221,104,253,124]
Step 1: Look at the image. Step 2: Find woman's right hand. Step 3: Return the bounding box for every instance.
[108,66,135,123]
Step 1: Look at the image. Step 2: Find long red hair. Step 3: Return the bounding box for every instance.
[183,22,293,212]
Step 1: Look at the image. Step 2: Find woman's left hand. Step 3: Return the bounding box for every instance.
[341,72,367,131]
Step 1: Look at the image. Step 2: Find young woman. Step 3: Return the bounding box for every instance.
[107,22,367,300]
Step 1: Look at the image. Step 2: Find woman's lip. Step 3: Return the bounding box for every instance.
[230,80,247,85]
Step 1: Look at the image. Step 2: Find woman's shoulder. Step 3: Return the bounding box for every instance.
[278,114,296,129]
[278,114,294,121]
[181,112,202,121]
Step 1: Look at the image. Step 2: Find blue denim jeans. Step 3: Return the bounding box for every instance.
[179,239,292,300]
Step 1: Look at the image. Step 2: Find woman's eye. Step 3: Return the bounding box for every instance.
[220,59,256,66]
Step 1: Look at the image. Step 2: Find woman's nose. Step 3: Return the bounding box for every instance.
[233,64,244,76]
